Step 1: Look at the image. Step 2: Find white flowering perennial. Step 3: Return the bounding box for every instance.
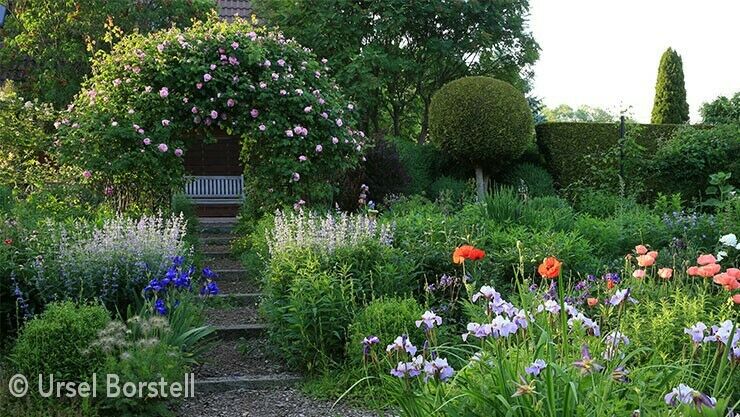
[267,209,394,255]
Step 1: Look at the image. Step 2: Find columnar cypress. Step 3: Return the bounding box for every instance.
[651,48,689,124]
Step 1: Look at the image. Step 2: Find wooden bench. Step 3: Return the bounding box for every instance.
[184,175,244,205]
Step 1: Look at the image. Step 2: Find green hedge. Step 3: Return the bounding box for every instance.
[536,122,684,186]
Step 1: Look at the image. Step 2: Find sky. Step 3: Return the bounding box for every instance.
[528,0,740,122]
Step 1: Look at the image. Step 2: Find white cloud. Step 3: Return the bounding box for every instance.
[529,0,740,122]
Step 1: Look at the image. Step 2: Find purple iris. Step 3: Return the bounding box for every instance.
[172,256,184,266]
[154,298,168,315]
[422,357,455,382]
[664,384,716,410]
[525,359,547,376]
[390,356,422,378]
[684,322,707,344]
[386,335,417,356]
[572,344,604,375]
[200,281,219,296]
[144,278,164,293]
[362,335,380,358]
[607,288,638,307]
[202,267,218,279]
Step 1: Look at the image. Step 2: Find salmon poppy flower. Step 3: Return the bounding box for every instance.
[713,273,740,291]
[633,269,646,279]
[646,251,659,260]
[452,245,485,264]
[698,263,721,278]
[658,268,673,280]
[538,257,562,279]
[733,294,740,305]
[727,268,740,280]
[636,255,655,267]
[697,254,717,266]
[634,245,648,255]
[687,266,700,276]
[587,297,599,307]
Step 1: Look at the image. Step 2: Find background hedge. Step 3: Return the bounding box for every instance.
[536,122,685,187]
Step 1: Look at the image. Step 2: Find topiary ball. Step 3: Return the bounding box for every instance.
[429,76,533,172]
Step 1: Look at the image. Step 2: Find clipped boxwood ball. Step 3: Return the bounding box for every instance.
[429,76,533,171]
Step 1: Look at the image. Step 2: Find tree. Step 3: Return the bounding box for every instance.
[651,48,689,124]
[253,0,539,142]
[429,77,533,201]
[542,104,617,123]
[700,92,740,125]
[0,0,215,106]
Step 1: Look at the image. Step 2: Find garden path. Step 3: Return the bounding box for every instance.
[177,218,379,417]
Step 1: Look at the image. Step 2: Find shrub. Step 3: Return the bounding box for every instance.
[652,124,740,200]
[10,301,110,381]
[263,250,356,372]
[700,92,740,125]
[57,16,364,211]
[337,138,410,209]
[429,77,533,197]
[394,139,449,196]
[500,163,556,198]
[428,176,471,202]
[347,297,424,365]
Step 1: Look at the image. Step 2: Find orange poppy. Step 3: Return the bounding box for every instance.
[658,268,673,280]
[634,245,648,255]
[587,297,599,307]
[453,245,485,264]
[537,257,562,279]
[606,279,616,290]
[698,263,721,278]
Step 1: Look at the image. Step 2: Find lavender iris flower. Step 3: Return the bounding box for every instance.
[572,345,604,375]
[684,322,707,344]
[525,359,547,376]
[607,288,638,307]
[154,298,167,315]
[386,335,417,356]
[415,311,443,330]
[664,384,716,410]
[422,357,455,382]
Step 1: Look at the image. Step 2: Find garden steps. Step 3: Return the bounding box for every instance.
[211,292,261,306]
[213,323,268,339]
[198,217,237,233]
[194,374,302,393]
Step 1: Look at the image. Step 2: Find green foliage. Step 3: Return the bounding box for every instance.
[394,139,452,196]
[253,0,539,140]
[652,124,740,200]
[0,0,215,106]
[536,122,684,187]
[10,301,110,381]
[541,104,617,123]
[428,176,472,203]
[700,92,740,125]
[429,77,534,172]
[500,162,556,198]
[347,297,424,365]
[263,250,357,371]
[57,16,364,212]
[651,48,689,124]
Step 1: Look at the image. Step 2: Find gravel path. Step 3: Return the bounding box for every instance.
[177,388,385,417]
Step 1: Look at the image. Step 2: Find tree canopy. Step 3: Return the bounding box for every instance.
[253,0,539,141]
[542,104,617,123]
[0,0,216,106]
[700,92,740,125]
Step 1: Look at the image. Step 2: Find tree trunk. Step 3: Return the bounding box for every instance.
[475,166,487,202]
[418,96,431,144]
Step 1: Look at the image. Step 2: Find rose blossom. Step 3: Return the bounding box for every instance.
[158,143,168,152]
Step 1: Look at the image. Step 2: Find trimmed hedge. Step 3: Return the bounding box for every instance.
[536,122,684,186]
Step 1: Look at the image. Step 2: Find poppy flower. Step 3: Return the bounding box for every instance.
[732,294,740,305]
[658,268,673,280]
[453,245,485,264]
[634,245,648,255]
[697,254,717,266]
[646,251,659,260]
[587,297,599,307]
[713,273,740,291]
[537,257,562,279]
[633,269,646,279]
[606,279,616,290]
[698,263,721,278]
[637,255,655,267]
[687,266,700,276]
[3,238,11,245]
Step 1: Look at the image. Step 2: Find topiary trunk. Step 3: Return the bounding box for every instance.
[475,166,487,201]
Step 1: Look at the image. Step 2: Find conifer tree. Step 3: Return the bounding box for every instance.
[651,48,689,124]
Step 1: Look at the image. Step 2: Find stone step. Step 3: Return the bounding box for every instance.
[212,269,248,281]
[202,249,235,260]
[194,375,302,394]
[212,292,261,306]
[214,323,268,340]
[199,235,234,245]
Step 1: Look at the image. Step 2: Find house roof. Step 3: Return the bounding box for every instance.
[217,0,253,21]
[0,1,253,85]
